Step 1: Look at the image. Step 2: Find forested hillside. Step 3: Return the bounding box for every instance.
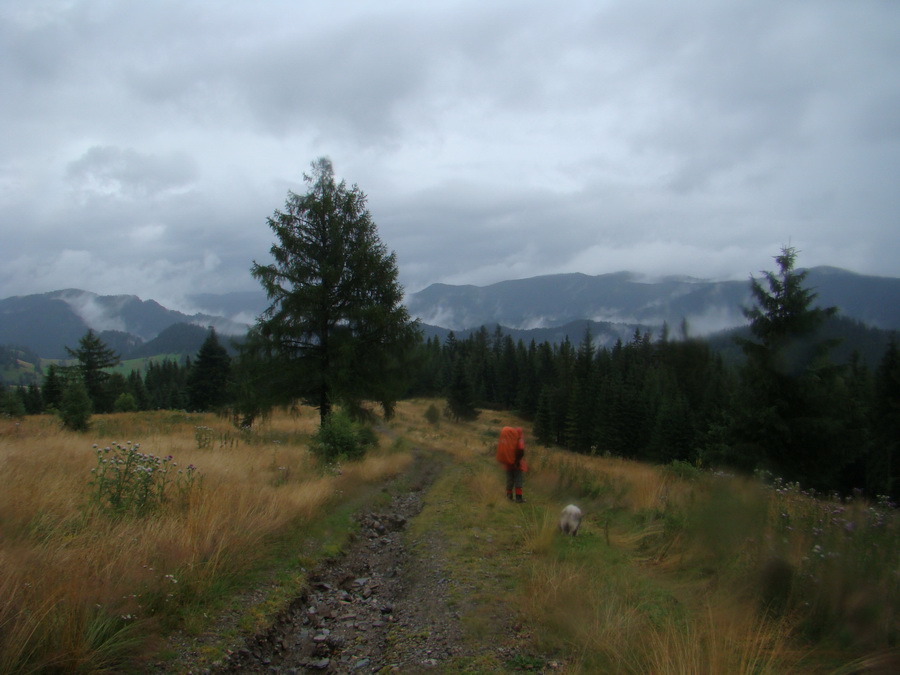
[3,261,898,500]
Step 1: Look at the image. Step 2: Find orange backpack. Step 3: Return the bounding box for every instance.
[496,426,522,466]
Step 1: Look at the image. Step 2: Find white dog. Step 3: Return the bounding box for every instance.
[558,504,583,536]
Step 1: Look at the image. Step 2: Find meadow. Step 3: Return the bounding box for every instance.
[0,408,412,673]
[390,402,900,673]
[1,401,897,673]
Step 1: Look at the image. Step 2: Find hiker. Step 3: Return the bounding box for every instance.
[496,426,527,503]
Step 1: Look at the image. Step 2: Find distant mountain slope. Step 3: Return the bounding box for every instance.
[405,267,900,333]
[0,289,249,359]
[1,267,897,363]
[0,293,89,358]
[186,291,268,322]
[792,267,900,330]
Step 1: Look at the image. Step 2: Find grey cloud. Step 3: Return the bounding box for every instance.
[66,146,198,198]
[1,0,898,307]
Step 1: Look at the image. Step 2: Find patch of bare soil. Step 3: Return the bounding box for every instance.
[187,449,470,674]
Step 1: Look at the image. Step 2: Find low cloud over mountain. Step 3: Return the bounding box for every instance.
[1,267,897,360]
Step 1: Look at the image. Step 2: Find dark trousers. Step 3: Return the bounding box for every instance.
[506,465,523,493]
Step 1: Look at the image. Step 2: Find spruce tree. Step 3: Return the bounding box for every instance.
[187,328,232,411]
[127,370,150,410]
[565,330,596,453]
[42,364,64,411]
[732,246,845,488]
[533,386,556,446]
[24,383,44,414]
[446,358,479,421]
[873,340,900,497]
[65,330,120,414]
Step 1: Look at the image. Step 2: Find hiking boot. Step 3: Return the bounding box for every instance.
[516,495,526,503]
[507,493,514,501]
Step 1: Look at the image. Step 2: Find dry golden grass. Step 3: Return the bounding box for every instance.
[636,603,797,675]
[0,406,413,672]
[387,399,525,462]
[464,462,504,504]
[345,451,413,483]
[523,559,656,673]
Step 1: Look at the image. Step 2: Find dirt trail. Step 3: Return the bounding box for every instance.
[203,448,471,674]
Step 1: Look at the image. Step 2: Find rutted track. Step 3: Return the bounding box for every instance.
[208,449,468,674]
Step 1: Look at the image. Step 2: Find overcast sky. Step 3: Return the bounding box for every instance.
[2,0,898,313]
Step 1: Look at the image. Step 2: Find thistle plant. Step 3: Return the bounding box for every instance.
[194,425,215,449]
[765,477,900,642]
[89,442,200,517]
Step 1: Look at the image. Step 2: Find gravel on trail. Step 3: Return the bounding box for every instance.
[166,449,482,674]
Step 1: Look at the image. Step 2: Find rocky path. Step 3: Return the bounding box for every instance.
[208,452,470,674]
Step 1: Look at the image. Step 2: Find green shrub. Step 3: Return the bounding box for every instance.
[0,389,26,417]
[113,392,138,413]
[666,459,702,481]
[310,411,378,463]
[424,403,441,426]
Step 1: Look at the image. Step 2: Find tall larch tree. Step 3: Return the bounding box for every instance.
[248,158,419,424]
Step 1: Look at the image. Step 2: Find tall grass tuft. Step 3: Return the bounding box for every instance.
[517,508,558,555]
[633,604,797,674]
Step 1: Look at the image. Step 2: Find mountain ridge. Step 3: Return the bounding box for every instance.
[405,267,900,334]
[1,267,898,364]
[0,289,249,360]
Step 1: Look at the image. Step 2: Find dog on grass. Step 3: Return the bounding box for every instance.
[558,504,583,536]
